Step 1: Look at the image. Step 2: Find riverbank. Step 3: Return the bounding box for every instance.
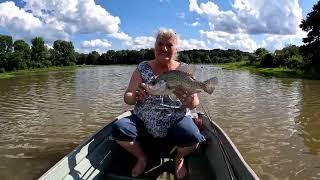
[1,62,319,80]
[0,65,94,79]
[215,61,320,79]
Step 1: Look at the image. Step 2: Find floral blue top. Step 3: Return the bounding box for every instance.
[133,61,188,138]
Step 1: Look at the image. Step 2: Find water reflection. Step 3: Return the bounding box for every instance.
[297,80,320,155]
[196,66,319,180]
[0,66,133,179]
[0,65,319,180]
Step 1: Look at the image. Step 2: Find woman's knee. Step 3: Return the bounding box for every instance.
[111,116,138,141]
[171,116,205,146]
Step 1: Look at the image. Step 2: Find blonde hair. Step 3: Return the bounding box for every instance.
[155,28,179,60]
[155,28,178,44]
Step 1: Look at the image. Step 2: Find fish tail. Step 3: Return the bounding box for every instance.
[202,77,218,94]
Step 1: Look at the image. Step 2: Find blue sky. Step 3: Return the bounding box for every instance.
[0,0,318,53]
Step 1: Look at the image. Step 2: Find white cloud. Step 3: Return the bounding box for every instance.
[0,0,306,52]
[184,21,201,27]
[189,0,303,35]
[23,0,121,34]
[81,39,112,48]
[189,0,304,51]
[200,30,257,52]
[125,36,156,50]
[0,0,129,44]
[45,43,53,50]
[191,21,201,27]
[80,39,112,53]
[261,31,306,52]
[178,38,207,50]
[0,1,68,41]
[189,0,205,14]
[109,32,132,42]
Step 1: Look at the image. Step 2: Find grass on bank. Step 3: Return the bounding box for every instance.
[0,65,93,79]
[215,61,320,79]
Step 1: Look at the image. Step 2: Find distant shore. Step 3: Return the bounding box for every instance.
[0,65,93,79]
[215,61,320,79]
[1,62,319,80]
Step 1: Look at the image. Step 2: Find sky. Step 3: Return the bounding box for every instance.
[0,0,318,53]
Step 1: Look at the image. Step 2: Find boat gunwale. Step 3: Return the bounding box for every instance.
[38,111,131,179]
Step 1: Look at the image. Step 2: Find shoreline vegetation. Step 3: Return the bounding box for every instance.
[1,1,319,80]
[1,61,319,80]
[0,65,92,79]
[215,61,320,79]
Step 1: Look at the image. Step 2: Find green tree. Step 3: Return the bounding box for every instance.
[9,40,31,70]
[106,50,116,64]
[287,55,303,69]
[249,48,269,66]
[115,50,128,64]
[31,37,50,68]
[0,35,13,71]
[259,53,276,68]
[274,45,302,68]
[75,53,88,65]
[52,40,76,66]
[300,1,320,71]
[86,51,100,65]
[254,48,269,57]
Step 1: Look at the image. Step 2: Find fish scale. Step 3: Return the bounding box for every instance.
[148,70,218,95]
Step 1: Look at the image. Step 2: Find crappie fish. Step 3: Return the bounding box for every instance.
[147,70,218,95]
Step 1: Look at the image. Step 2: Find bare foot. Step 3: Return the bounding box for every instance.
[131,158,147,177]
[175,157,187,179]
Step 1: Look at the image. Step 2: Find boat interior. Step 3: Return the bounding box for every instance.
[39,112,258,180]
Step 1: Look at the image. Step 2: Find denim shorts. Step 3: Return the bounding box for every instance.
[111,113,205,153]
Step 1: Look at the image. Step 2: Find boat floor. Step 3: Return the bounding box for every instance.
[103,142,215,180]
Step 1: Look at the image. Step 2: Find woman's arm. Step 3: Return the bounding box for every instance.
[124,69,141,105]
[124,69,149,105]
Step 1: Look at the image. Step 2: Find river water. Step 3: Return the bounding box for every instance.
[0,65,319,180]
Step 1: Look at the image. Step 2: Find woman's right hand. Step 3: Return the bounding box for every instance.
[124,69,150,105]
[135,83,150,102]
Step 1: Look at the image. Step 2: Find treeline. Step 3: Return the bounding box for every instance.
[0,36,77,72]
[76,49,154,65]
[78,48,251,65]
[247,46,304,69]
[0,34,317,73]
[0,35,254,71]
[179,49,250,64]
[0,34,253,72]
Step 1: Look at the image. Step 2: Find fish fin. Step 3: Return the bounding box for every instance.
[177,63,196,76]
[202,77,218,94]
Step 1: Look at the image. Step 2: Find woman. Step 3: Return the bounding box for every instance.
[111,28,205,179]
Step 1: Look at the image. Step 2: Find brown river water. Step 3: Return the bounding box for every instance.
[0,65,319,180]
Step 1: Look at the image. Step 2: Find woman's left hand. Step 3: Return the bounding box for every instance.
[173,86,195,108]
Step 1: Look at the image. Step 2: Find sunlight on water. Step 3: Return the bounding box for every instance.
[0,65,319,180]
